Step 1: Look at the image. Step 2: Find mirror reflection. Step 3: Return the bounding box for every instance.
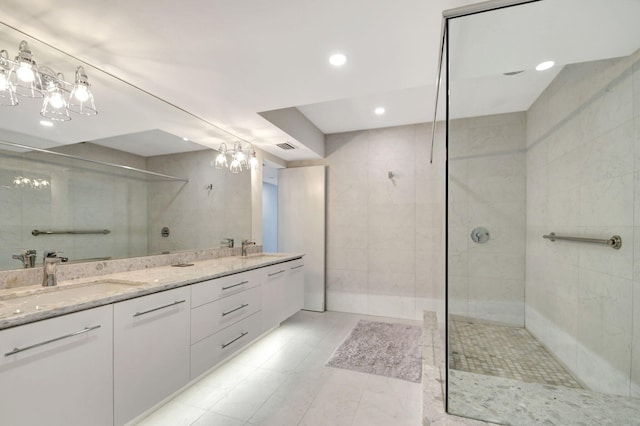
[0,24,252,271]
[447,0,640,424]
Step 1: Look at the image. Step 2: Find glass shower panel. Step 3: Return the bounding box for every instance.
[446,0,640,424]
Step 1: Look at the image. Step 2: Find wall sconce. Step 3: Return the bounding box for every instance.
[212,141,259,173]
[12,176,50,190]
[1,40,98,120]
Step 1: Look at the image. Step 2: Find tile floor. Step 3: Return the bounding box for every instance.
[135,311,423,426]
[449,319,582,388]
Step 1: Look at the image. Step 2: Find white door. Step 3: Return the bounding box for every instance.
[278,166,325,312]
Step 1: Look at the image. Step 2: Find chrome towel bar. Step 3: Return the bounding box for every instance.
[543,232,621,250]
[32,229,110,236]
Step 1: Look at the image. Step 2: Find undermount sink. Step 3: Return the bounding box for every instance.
[0,280,146,308]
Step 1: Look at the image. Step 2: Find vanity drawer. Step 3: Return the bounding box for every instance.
[190,311,261,379]
[191,285,261,344]
[191,269,260,308]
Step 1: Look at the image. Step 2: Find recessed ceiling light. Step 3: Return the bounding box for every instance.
[39,120,53,127]
[329,53,347,67]
[535,60,555,71]
[374,107,386,115]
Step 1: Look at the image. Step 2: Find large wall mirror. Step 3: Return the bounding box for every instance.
[446,0,640,423]
[0,23,252,271]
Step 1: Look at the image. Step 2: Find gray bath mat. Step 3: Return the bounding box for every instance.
[326,320,423,383]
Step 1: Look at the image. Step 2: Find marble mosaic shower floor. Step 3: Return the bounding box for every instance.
[450,319,583,389]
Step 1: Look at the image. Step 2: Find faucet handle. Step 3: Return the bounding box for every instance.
[44,251,69,263]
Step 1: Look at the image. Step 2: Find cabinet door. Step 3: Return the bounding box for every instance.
[0,305,113,426]
[260,263,287,331]
[114,286,190,425]
[283,258,305,321]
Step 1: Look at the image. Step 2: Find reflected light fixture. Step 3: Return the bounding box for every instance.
[1,40,98,120]
[212,141,259,173]
[0,50,18,106]
[329,53,347,66]
[374,106,386,115]
[535,60,555,71]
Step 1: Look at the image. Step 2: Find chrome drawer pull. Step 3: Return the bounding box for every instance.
[221,303,249,317]
[133,300,186,317]
[290,265,304,270]
[268,270,285,277]
[4,325,101,357]
[221,331,249,349]
[222,280,249,290]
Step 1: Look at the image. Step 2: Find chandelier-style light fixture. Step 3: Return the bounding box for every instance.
[0,41,97,120]
[213,141,259,173]
[12,176,50,190]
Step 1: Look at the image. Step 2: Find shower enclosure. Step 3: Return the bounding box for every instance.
[443,0,640,423]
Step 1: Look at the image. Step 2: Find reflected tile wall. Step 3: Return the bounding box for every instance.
[147,150,252,255]
[290,122,446,320]
[448,112,527,326]
[526,52,640,397]
[0,143,148,270]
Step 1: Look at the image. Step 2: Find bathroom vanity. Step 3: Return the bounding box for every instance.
[0,253,304,426]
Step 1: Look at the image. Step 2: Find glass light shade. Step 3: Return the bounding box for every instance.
[229,158,242,173]
[249,151,259,169]
[41,87,71,122]
[213,143,228,169]
[0,67,18,106]
[68,66,97,115]
[10,41,43,98]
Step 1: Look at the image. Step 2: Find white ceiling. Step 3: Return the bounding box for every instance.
[0,0,639,161]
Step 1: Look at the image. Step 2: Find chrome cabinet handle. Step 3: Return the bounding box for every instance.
[4,325,101,357]
[221,303,249,317]
[290,265,304,270]
[268,270,285,277]
[133,300,186,317]
[222,280,249,290]
[221,331,249,349]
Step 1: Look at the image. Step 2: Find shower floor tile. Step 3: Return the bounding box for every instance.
[449,319,583,389]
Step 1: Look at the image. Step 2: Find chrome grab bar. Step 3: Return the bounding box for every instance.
[4,325,101,357]
[268,270,285,277]
[221,304,249,317]
[543,232,622,250]
[221,331,249,349]
[222,280,249,290]
[133,300,186,317]
[32,229,110,236]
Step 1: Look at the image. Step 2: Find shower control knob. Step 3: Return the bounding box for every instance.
[470,227,490,244]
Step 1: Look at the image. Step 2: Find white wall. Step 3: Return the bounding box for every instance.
[448,112,527,326]
[289,122,446,320]
[525,52,640,397]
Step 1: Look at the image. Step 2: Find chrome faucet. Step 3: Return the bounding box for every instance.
[12,249,37,268]
[221,238,234,249]
[241,239,255,257]
[42,251,69,287]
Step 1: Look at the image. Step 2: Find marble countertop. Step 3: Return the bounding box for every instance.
[0,253,303,331]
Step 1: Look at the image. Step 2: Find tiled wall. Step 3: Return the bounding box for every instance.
[0,143,148,269]
[290,122,446,320]
[147,150,252,254]
[525,52,640,397]
[448,112,527,326]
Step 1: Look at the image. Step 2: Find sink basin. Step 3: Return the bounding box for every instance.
[1,279,145,309]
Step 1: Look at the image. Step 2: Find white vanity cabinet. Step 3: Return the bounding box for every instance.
[113,286,190,426]
[190,269,262,379]
[0,305,113,426]
[261,258,305,329]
